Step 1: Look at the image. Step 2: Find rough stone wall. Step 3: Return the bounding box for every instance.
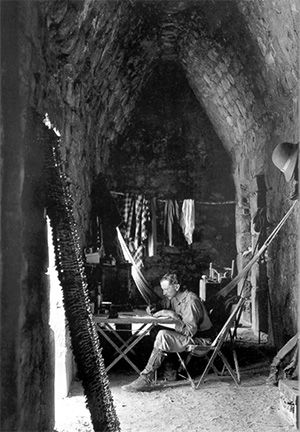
[236,0,299,346]
[1,13,298,432]
[107,61,236,292]
[178,14,270,271]
[175,1,299,346]
[37,0,158,246]
[1,2,53,430]
[33,0,298,346]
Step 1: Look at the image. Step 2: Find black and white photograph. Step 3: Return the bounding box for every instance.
[1,1,299,431]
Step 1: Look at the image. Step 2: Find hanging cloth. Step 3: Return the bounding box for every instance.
[121,194,149,268]
[134,194,144,250]
[180,199,195,245]
[123,193,135,240]
[148,198,157,257]
[133,195,150,247]
[141,197,151,243]
[164,199,179,246]
[130,195,147,268]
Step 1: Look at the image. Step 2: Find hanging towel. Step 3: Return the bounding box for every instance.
[180,199,195,245]
[164,200,179,246]
[134,195,144,249]
[148,198,157,257]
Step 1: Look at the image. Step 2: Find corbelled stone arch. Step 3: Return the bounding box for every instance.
[39,0,158,245]
[177,22,272,335]
[233,0,299,347]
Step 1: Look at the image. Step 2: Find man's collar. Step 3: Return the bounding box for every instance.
[174,289,188,302]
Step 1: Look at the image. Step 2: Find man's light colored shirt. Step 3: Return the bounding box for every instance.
[163,290,212,337]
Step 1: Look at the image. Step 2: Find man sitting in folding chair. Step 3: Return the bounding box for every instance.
[177,294,247,389]
[122,272,215,392]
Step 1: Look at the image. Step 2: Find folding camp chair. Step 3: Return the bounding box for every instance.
[177,295,247,389]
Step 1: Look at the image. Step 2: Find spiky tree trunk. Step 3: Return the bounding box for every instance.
[43,127,120,432]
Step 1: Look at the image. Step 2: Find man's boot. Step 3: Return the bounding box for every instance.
[122,348,166,392]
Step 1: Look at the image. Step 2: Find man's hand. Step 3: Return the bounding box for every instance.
[146,305,157,316]
[152,309,180,320]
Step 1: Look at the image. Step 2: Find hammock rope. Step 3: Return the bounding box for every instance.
[217,201,297,298]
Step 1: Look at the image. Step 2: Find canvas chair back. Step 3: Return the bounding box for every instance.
[205,294,236,336]
[210,295,246,348]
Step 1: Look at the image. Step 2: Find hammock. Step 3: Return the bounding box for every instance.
[116,227,160,305]
[119,200,297,305]
[217,201,297,298]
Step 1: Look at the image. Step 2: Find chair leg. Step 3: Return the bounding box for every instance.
[178,352,192,373]
[196,349,240,388]
[232,349,240,383]
[218,351,240,385]
[220,364,226,376]
[176,353,195,389]
[196,348,219,388]
[206,354,222,376]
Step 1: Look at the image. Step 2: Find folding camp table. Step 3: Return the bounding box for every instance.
[94,311,176,374]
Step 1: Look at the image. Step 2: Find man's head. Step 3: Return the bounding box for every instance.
[160,272,181,300]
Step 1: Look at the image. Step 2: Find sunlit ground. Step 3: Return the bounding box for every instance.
[55,363,296,432]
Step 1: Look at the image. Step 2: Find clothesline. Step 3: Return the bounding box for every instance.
[110,191,236,206]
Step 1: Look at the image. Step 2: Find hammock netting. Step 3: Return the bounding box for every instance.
[43,128,120,432]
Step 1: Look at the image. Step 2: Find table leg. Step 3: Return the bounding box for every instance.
[97,324,141,374]
[105,322,142,356]
[104,324,153,373]
[106,324,153,372]
[105,322,150,354]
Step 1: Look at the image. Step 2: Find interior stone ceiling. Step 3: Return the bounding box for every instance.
[40,0,298,156]
[42,0,253,73]
[41,1,253,117]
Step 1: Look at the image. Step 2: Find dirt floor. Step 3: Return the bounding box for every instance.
[54,329,297,432]
[55,366,297,432]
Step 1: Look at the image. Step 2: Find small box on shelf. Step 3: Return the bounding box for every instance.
[85,252,100,264]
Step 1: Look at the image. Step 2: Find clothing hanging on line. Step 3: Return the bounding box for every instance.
[148,198,157,257]
[180,199,195,245]
[123,193,135,240]
[111,190,236,206]
[134,195,151,268]
[134,195,150,249]
[164,199,179,246]
[122,193,150,268]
